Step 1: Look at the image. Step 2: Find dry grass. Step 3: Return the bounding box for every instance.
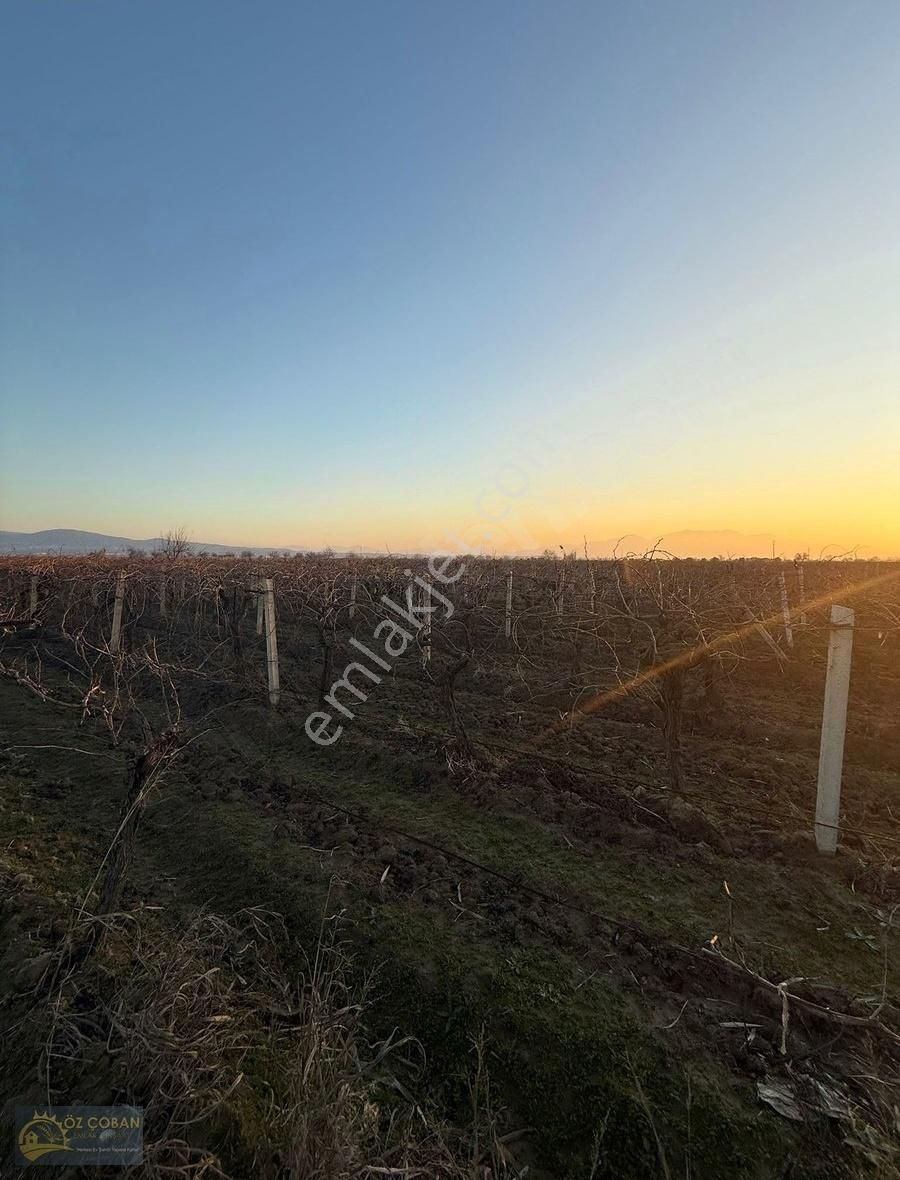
[10,890,527,1180]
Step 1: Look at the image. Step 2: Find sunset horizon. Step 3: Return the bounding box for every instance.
[2,521,898,561]
[3,3,898,556]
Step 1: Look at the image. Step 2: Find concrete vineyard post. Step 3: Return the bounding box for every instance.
[797,563,808,626]
[159,575,167,619]
[815,605,854,854]
[256,574,264,636]
[29,575,38,616]
[349,574,357,620]
[110,572,125,655]
[263,576,280,706]
[779,572,794,648]
[505,570,513,640]
[422,581,432,664]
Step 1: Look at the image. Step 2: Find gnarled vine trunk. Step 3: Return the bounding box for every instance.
[96,728,180,919]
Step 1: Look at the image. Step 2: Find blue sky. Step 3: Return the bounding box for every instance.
[2,1,899,553]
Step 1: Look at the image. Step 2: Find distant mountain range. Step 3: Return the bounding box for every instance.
[0,526,858,559]
[0,529,297,556]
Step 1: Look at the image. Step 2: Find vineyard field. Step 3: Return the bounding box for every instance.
[1,553,898,1178]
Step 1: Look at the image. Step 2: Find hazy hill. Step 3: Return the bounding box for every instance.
[0,529,294,556]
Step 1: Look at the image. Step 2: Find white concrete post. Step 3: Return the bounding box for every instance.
[263,576,280,706]
[422,581,432,664]
[110,572,125,654]
[255,574,265,636]
[505,570,513,640]
[815,605,854,854]
[349,574,357,620]
[779,572,794,648]
[797,563,808,626]
[29,575,38,616]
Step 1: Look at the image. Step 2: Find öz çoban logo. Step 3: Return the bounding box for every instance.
[15,1105,144,1166]
[17,1112,70,1163]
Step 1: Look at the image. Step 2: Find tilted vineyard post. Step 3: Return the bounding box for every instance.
[263,576,280,706]
[110,571,126,654]
[505,569,513,640]
[815,604,854,854]
[736,594,787,664]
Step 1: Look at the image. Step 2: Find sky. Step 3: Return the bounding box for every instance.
[2,1,899,556]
